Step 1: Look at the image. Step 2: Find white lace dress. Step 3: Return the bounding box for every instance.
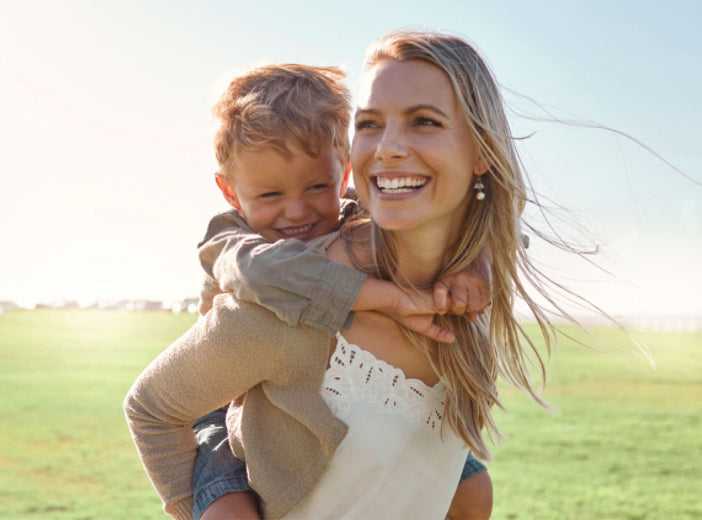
[284,334,470,519]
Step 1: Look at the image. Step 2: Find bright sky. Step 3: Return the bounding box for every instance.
[1,0,699,315]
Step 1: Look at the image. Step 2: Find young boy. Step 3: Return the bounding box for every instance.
[194,64,492,519]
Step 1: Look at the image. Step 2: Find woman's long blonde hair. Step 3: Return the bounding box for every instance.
[355,29,570,460]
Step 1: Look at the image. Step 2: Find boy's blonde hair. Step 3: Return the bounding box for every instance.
[358,30,564,460]
[213,64,351,181]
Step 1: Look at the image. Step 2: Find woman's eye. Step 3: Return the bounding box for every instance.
[415,117,442,127]
[355,119,379,131]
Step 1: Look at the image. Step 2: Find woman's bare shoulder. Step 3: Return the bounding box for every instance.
[326,222,372,268]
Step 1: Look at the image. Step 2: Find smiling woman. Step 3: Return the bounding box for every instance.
[353,58,483,243]
[336,29,541,463]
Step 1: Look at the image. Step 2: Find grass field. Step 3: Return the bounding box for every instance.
[0,309,699,519]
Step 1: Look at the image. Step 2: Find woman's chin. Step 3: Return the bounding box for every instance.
[370,211,423,232]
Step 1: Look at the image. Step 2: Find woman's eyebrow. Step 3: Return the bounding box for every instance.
[354,107,380,118]
[354,104,450,118]
[404,104,449,118]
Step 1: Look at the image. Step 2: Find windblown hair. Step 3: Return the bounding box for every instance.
[213,64,351,181]
[358,30,565,461]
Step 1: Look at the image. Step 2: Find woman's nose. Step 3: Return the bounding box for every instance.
[374,124,408,163]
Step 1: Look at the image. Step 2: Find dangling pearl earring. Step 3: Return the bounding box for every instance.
[474,176,486,200]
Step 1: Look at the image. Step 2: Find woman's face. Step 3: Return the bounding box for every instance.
[351,59,481,239]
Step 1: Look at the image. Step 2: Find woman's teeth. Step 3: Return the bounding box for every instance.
[375,176,427,193]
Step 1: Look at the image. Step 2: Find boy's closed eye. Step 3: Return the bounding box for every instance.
[258,191,282,199]
[307,183,330,192]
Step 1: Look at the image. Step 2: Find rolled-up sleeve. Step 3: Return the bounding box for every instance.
[198,212,366,334]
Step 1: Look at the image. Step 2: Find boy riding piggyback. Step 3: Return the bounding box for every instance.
[183,64,493,519]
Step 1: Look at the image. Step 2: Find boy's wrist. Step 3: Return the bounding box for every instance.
[351,277,401,314]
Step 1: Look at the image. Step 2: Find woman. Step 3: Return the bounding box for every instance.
[126,30,560,519]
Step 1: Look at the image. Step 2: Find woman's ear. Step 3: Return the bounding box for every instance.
[339,161,352,196]
[473,154,492,175]
[215,175,242,211]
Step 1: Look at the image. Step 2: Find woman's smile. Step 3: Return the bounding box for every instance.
[372,174,429,195]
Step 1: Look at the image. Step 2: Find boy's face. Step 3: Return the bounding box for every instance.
[217,143,351,243]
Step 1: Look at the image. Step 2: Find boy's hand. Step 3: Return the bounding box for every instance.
[434,251,492,322]
[389,289,456,344]
[352,278,455,343]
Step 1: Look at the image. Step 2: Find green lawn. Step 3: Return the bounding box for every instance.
[0,310,699,519]
[490,326,701,519]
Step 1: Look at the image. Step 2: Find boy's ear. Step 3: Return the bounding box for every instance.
[339,162,352,197]
[215,175,242,211]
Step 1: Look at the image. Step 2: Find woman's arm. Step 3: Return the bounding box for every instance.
[124,296,282,520]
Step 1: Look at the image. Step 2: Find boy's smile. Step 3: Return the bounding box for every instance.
[217,143,350,243]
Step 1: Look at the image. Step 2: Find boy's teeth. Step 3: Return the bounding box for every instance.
[376,176,427,192]
[280,224,313,235]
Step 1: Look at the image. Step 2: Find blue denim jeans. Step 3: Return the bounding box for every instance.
[192,408,253,519]
[192,407,487,519]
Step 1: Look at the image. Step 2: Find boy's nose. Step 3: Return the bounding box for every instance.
[374,124,408,163]
[284,198,310,220]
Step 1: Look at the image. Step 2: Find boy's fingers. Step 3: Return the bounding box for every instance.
[450,287,468,315]
[477,284,492,311]
[403,316,455,343]
[433,282,449,314]
[470,296,491,314]
[425,323,456,344]
[464,284,491,313]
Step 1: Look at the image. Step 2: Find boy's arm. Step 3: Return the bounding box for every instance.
[351,277,456,343]
[351,247,493,342]
[200,212,451,341]
[198,211,365,335]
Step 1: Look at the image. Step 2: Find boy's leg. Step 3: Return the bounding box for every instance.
[200,492,259,520]
[192,408,260,520]
[447,454,493,519]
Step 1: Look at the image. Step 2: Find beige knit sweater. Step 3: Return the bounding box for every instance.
[124,295,348,519]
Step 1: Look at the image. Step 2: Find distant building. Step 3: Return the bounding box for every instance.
[170,297,199,314]
[126,300,165,311]
[0,300,19,313]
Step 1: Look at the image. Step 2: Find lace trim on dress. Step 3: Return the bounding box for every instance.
[322,333,446,431]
